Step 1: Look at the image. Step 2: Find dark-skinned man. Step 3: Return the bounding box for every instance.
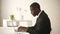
[18,2,51,34]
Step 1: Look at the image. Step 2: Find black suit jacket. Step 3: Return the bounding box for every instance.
[27,10,51,34]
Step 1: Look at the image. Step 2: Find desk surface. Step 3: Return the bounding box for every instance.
[0,27,29,34]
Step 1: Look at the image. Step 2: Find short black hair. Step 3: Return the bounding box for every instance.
[30,2,40,10]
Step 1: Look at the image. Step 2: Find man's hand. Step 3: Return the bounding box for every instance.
[18,26,28,32]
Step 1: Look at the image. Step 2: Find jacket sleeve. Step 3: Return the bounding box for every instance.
[27,18,45,34]
[27,26,38,34]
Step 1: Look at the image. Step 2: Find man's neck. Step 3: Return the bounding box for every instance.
[37,10,42,17]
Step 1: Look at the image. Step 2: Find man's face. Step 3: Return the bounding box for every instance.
[30,7,38,17]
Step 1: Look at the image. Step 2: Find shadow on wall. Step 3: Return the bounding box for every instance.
[0,0,2,27]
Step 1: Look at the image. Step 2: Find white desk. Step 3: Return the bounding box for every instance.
[0,27,29,34]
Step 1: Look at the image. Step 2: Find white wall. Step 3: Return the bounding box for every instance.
[1,0,34,20]
[1,0,60,34]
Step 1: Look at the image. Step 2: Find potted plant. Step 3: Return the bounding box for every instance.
[10,15,14,21]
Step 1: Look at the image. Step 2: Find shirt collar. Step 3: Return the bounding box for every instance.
[37,11,42,17]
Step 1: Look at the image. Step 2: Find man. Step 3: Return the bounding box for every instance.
[18,2,51,34]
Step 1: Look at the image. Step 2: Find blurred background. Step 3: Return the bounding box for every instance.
[0,0,60,34]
